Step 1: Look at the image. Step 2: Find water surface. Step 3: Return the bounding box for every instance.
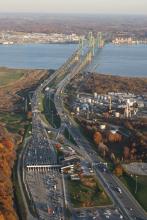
[0,43,146,77]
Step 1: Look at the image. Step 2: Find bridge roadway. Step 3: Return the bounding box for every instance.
[22,47,86,220]
[53,51,147,220]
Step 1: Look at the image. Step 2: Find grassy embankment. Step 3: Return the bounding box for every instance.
[0,68,24,87]
[120,174,147,212]
[43,94,61,129]
[67,176,112,208]
[63,127,77,145]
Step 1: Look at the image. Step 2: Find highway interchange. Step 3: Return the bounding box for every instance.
[21,42,147,220]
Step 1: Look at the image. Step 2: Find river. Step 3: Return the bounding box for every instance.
[0,43,146,77]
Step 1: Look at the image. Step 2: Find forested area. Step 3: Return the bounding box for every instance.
[81,73,147,94]
[0,125,19,220]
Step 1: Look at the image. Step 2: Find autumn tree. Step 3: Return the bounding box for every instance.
[55,143,61,150]
[107,132,122,142]
[114,164,123,177]
[27,111,32,119]
[123,146,130,160]
[0,125,18,220]
[98,142,109,157]
[1,139,14,150]
[0,212,5,220]
[93,131,102,145]
[0,143,4,150]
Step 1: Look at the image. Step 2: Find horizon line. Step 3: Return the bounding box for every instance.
[0,12,147,16]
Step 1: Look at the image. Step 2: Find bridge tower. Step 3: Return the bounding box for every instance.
[87,50,92,62]
[88,32,93,47]
[91,36,95,56]
[79,36,84,57]
[88,32,95,57]
[97,32,104,48]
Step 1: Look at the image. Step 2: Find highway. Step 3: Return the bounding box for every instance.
[53,49,147,220]
[20,37,147,220]
[22,47,85,220]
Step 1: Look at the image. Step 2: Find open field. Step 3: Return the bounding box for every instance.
[0,67,48,112]
[120,173,147,211]
[0,68,24,87]
[67,176,112,208]
[0,112,25,133]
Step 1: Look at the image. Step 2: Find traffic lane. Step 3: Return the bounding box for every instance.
[53,54,146,219]
[67,122,147,219]
[72,208,124,220]
[64,125,146,220]
[99,171,147,220]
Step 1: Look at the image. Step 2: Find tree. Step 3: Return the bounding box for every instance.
[98,142,109,157]
[55,143,61,150]
[0,212,5,220]
[110,152,116,161]
[123,146,130,160]
[0,143,4,150]
[27,111,32,119]
[0,126,18,220]
[107,132,122,142]
[114,164,123,177]
[93,132,102,145]
[1,139,14,150]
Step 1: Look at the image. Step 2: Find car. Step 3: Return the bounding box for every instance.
[116,187,122,194]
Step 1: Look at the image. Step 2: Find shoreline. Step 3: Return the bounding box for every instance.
[0,67,146,79]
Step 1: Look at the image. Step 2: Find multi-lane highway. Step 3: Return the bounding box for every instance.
[21,47,85,220]
[20,38,147,220]
[53,50,147,220]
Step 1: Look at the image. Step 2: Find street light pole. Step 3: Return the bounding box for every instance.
[51,110,54,125]
[135,175,138,194]
[49,92,51,111]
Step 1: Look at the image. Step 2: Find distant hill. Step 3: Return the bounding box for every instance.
[0,14,147,37]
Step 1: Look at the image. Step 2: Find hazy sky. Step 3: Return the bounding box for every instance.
[0,0,147,14]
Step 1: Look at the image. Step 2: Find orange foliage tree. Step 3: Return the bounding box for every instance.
[0,126,18,220]
[0,143,4,149]
[107,132,122,142]
[1,139,14,150]
[0,212,5,220]
[27,111,32,119]
[93,131,102,145]
[114,164,123,177]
